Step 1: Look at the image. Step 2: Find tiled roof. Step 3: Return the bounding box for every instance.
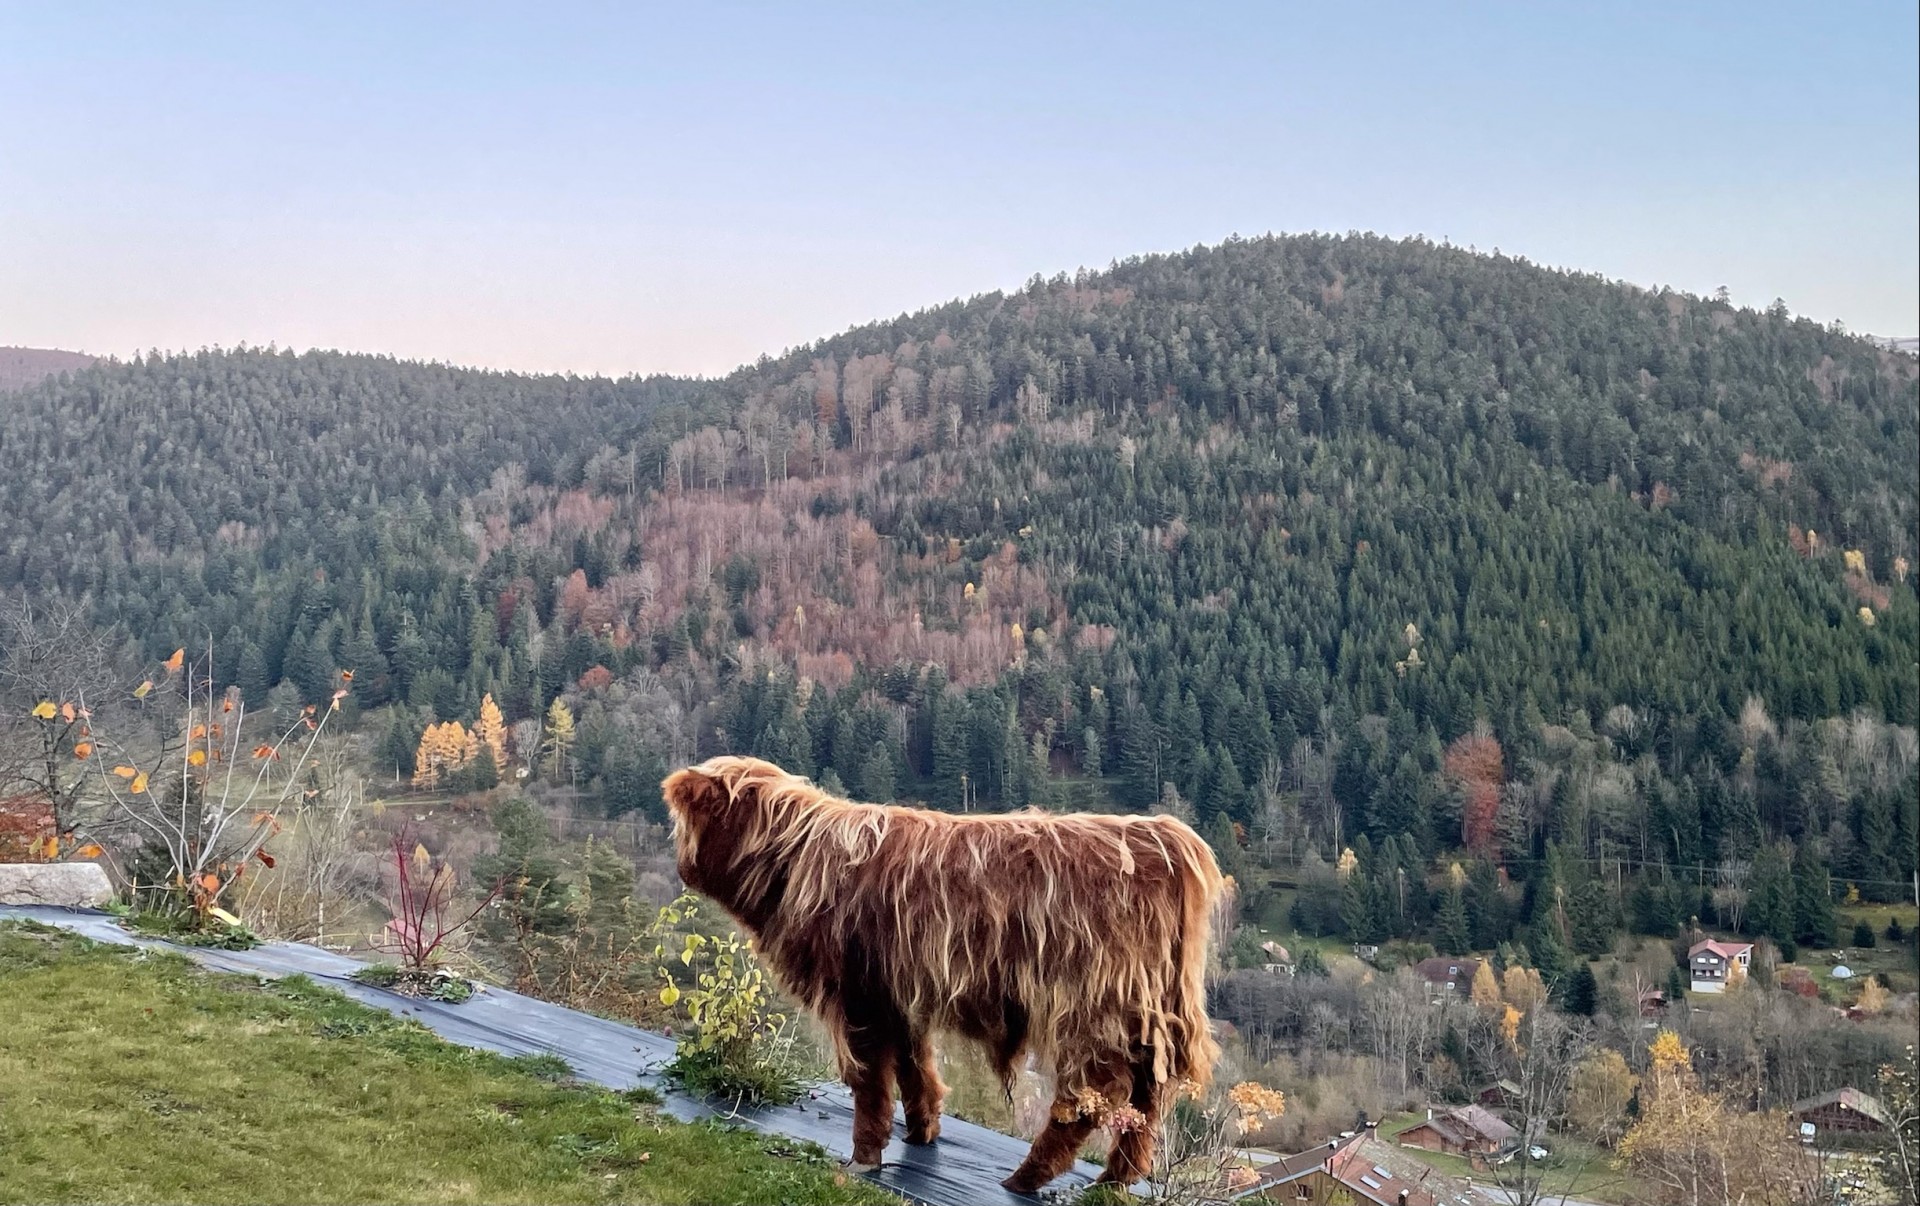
[1688,938,1753,960]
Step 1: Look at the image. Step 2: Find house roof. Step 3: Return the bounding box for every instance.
[1790,1088,1892,1128]
[1688,939,1753,961]
[1448,1105,1515,1143]
[1237,1132,1439,1206]
[1412,957,1482,986]
[1402,1117,1469,1147]
[1330,1139,1441,1206]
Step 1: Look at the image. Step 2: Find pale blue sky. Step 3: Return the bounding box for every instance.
[3,2,1915,376]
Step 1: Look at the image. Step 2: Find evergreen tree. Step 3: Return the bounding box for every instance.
[1568,878,1619,957]
[1207,811,1247,881]
[474,797,571,935]
[541,698,576,783]
[1565,962,1599,1015]
[860,742,898,802]
[1791,841,1836,948]
[1438,881,1471,955]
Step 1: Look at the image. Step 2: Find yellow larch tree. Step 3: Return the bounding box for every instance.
[472,693,508,773]
[411,720,473,790]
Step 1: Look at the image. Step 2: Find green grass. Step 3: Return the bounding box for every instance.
[0,922,895,1206]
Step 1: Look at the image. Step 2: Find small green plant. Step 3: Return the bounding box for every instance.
[350,960,476,1003]
[123,909,262,950]
[651,893,811,1106]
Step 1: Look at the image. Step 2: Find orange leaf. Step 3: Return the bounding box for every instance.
[302,705,316,716]
[251,745,277,760]
[198,873,220,894]
[187,749,207,767]
[76,843,104,859]
[60,702,76,723]
[255,850,276,869]
[164,648,185,673]
[190,723,207,740]
[222,698,234,713]
[340,669,354,682]
[132,680,153,699]
[30,701,56,720]
[73,741,93,760]
[39,834,59,860]
[304,718,317,730]
[113,765,138,779]
[252,811,274,825]
[130,772,149,795]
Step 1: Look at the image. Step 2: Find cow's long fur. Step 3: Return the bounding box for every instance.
[662,755,1227,1191]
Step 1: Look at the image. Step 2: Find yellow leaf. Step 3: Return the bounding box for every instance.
[164,648,184,673]
[659,983,681,1007]
[133,680,153,699]
[76,843,104,859]
[411,843,432,873]
[208,907,241,926]
[113,765,138,779]
[130,772,149,795]
[40,834,59,860]
[187,749,207,767]
[30,701,56,719]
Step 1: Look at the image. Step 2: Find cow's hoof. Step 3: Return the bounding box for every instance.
[845,1159,881,1174]
[905,1118,941,1144]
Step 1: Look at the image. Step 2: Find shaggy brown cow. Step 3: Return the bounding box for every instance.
[662,755,1227,1192]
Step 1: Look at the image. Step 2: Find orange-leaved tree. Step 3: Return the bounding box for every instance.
[1445,724,1505,858]
[34,645,343,921]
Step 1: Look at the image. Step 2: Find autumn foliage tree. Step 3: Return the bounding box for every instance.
[411,720,475,790]
[1619,1031,1812,1206]
[1445,726,1505,857]
[33,646,343,922]
[472,693,508,774]
[541,698,575,783]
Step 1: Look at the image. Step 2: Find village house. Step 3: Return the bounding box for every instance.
[1790,1088,1892,1137]
[1412,956,1484,1001]
[1397,1105,1516,1159]
[1686,938,1753,993]
[1236,1131,1439,1206]
[1473,1079,1522,1110]
[1261,940,1293,975]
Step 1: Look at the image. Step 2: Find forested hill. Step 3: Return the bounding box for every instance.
[4,234,1917,934]
[0,346,98,391]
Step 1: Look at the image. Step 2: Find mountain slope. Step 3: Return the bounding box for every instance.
[2,235,1915,918]
[0,346,97,391]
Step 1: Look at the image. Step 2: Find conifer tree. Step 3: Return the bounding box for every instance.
[473,692,509,773]
[541,698,576,783]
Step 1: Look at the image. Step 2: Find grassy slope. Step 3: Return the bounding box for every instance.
[0,923,894,1206]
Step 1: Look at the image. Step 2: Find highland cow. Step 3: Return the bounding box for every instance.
[662,755,1227,1192]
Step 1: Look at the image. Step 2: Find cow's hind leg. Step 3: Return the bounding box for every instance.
[1096,1054,1164,1186]
[897,1032,945,1145]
